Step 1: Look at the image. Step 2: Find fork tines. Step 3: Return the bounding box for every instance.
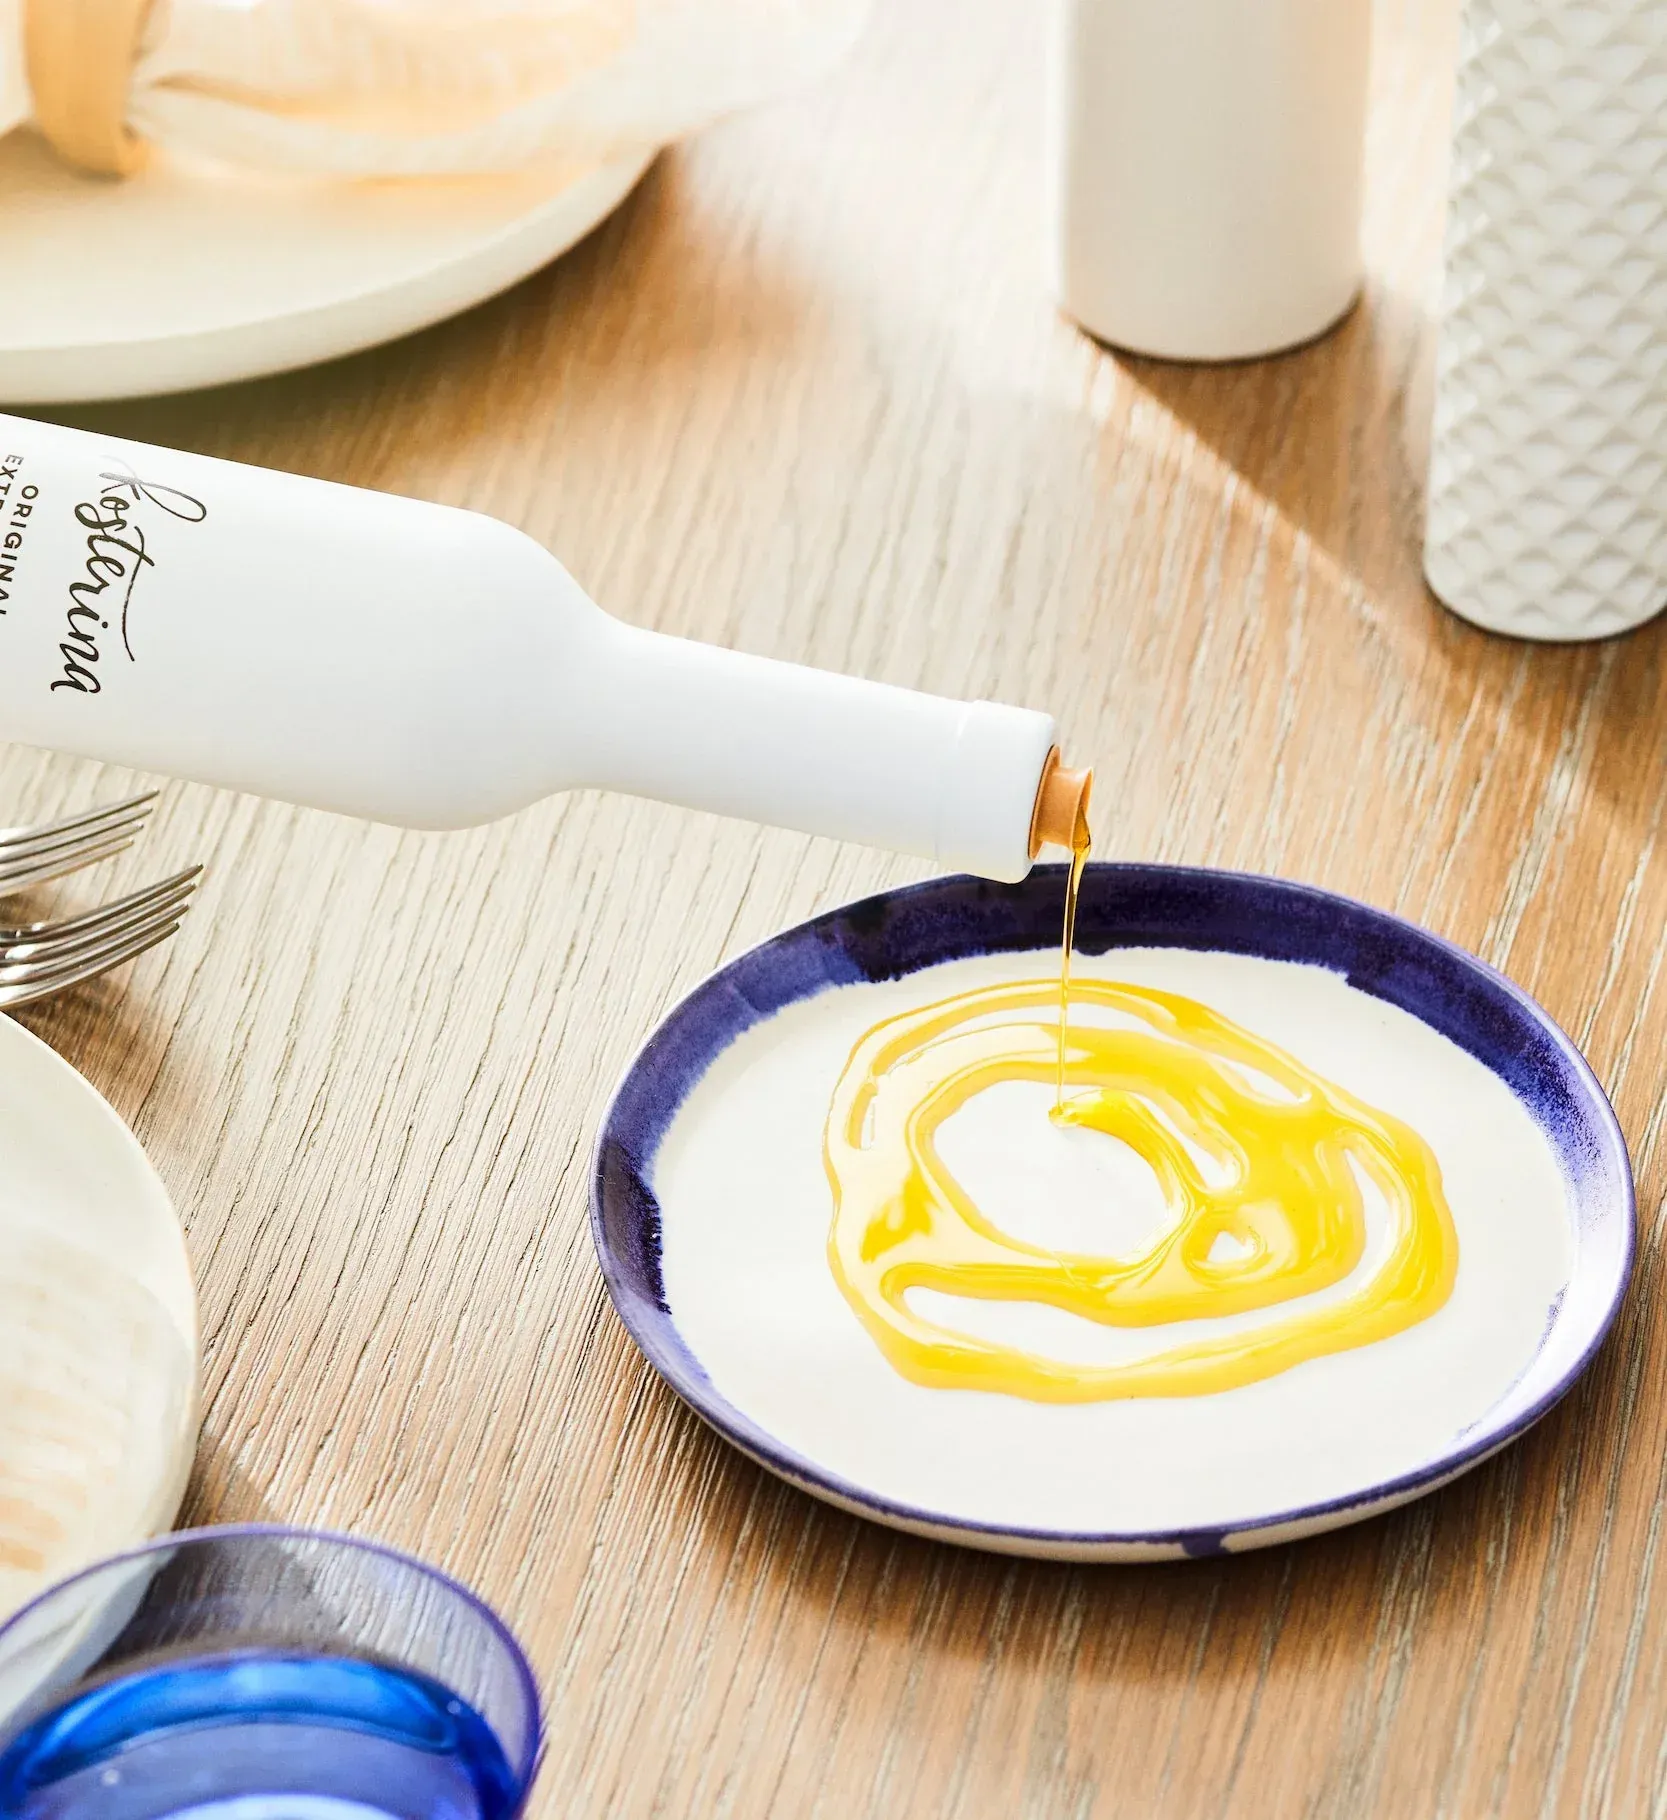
[0,792,159,897]
[0,867,201,1009]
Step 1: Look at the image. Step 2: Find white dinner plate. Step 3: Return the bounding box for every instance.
[0,1013,197,1620]
[0,132,655,403]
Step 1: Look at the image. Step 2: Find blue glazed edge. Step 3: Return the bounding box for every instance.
[590,864,1636,1554]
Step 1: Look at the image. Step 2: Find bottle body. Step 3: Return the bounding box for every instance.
[0,414,1056,880]
[0,416,579,826]
[1424,0,1667,640]
[1049,0,1371,361]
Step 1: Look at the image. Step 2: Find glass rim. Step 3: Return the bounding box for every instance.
[0,1522,543,1783]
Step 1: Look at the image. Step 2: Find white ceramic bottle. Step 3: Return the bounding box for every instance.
[1049,0,1373,360]
[0,414,1087,880]
[1425,0,1667,640]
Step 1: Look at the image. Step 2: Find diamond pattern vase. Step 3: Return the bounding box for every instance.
[1424,0,1667,641]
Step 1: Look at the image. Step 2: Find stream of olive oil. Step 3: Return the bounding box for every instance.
[1052,800,1092,1112]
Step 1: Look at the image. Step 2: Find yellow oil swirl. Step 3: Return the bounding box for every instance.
[824,976,1460,1402]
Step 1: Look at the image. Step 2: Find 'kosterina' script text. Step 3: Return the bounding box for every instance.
[53,465,207,695]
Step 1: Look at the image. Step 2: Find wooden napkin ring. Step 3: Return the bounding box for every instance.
[25,0,155,178]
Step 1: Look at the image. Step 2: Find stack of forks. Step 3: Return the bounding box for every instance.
[0,792,199,1009]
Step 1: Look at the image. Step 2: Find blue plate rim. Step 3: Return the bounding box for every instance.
[589,863,1636,1554]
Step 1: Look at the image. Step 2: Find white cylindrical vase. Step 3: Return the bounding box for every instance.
[1425,1,1667,641]
[1048,0,1373,362]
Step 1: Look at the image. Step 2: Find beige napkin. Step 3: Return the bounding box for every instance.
[0,0,867,178]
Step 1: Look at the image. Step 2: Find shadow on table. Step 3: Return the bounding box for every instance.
[177,1430,284,1533]
[685,1366,1608,1810]
[1109,278,1667,874]
[11,939,200,1130]
[1101,280,1435,619]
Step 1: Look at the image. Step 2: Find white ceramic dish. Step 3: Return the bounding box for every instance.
[593,866,1634,1561]
[0,1014,197,1619]
[0,133,655,403]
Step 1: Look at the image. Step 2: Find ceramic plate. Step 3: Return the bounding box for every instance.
[0,133,655,403]
[593,866,1634,1561]
[0,1015,198,1617]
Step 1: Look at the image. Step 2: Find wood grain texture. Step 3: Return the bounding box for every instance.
[10,0,1665,1811]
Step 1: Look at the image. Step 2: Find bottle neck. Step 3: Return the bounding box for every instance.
[571,619,1056,882]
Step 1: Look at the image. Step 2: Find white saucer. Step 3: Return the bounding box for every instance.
[0,132,655,403]
[0,1015,197,1620]
[594,867,1632,1560]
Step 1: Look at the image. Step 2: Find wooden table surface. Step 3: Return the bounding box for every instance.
[16,0,1667,1812]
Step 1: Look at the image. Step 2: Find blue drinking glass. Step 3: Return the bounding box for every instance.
[0,1525,541,1819]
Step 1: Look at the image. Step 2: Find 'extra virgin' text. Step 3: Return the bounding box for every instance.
[53,464,207,695]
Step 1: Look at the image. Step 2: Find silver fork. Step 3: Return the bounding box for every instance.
[0,792,159,896]
[0,867,201,1008]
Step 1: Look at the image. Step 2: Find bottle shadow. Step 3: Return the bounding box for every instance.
[1102,273,1667,881]
[1102,279,1434,619]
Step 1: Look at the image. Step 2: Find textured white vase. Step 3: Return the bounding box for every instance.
[1424,0,1667,641]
